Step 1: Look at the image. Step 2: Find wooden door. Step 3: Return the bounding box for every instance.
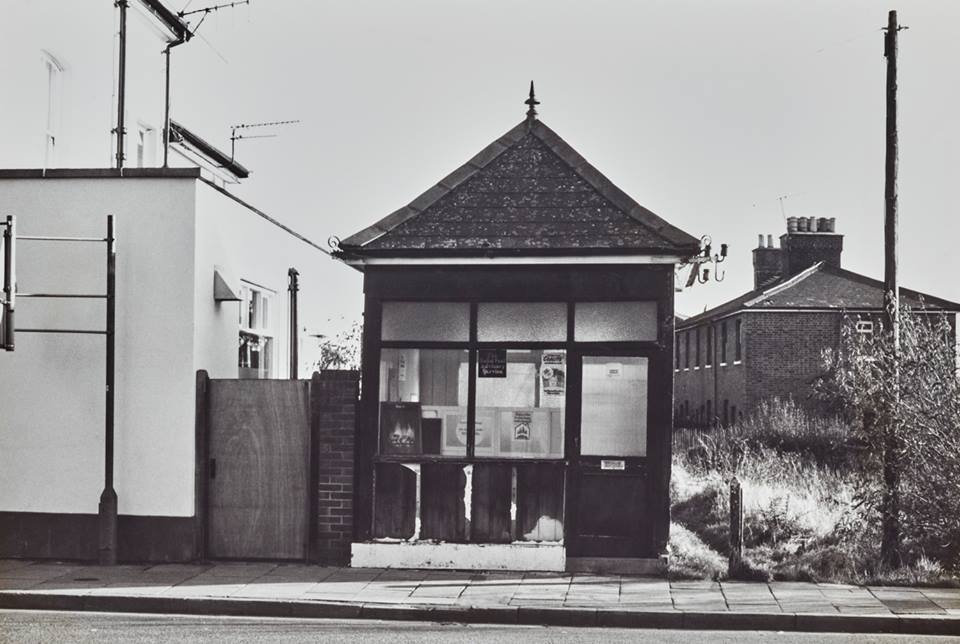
[566,354,653,558]
[207,379,310,559]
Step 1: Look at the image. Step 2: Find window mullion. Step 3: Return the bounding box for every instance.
[467,303,478,458]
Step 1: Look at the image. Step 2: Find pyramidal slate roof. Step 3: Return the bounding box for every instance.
[677,262,960,328]
[338,117,699,258]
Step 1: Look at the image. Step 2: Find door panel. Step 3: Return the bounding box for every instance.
[207,380,310,559]
[568,353,653,558]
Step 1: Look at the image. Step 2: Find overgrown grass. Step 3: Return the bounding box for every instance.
[669,398,960,585]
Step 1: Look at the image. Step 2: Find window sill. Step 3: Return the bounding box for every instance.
[719,362,728,367]
[733,360,742,365]
[705,365,712,369]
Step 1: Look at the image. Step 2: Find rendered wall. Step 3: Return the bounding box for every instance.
[192,181,350,379]
[0,3,170,169]
[0,176,197,518]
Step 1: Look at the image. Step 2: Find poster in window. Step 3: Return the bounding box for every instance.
[478,349,507,378]
[379,402,422,456]
[443,410,495,456]
[540,351,566,406]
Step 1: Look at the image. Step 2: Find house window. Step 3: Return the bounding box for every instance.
[238,282,276,378]
[735,319,743,362]
[706,399,712,426]
[730,404,737,426]
[684,331,690,369]
[705,326,713,367]
[722,399,729,426]
[675,334,681,370]
[41,51,63,168]
[856,320,874,336]
[721,321,728,364]
[694,328,700,368]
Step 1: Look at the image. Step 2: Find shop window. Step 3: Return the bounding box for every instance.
[477,302,565,341]
[378,349,469,457]
[381,302,469,341]
[238,282,275,378]
[476,349,565,459]
[574,301,657,342]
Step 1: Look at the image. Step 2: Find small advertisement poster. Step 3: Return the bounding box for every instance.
[379,402,421,456]
[540,351,566,406]
[478,349,507,378]
[512,411,532,441]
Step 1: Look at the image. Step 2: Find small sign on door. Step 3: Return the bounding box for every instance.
[601,459,626,471]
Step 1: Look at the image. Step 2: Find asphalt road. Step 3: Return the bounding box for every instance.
[2,611,958,644]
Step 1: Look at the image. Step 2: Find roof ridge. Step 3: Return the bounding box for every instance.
[528,121,698,249]
[743,262,824,307]
[339,121,531,248]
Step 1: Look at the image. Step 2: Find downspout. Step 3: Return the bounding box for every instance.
[115,0,128,169]
[288,268,299,379]
[162,35,188,167]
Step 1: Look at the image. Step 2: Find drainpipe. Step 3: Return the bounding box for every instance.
[114,0,128,169]
[162,35,189,167]
[288,268,299,379]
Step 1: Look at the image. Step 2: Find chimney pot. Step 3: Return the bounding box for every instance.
[808,216,816,231]
[828,217,836,232]
[787,216,798,233]
[757,234,764,248]
[766,234,773,248]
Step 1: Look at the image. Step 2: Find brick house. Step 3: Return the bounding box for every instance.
[675,217,960,427]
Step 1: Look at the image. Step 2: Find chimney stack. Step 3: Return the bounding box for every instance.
[753,217,844,289]
[752,234,781,289]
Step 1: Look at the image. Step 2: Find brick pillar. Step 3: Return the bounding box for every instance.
[311,370,359,566]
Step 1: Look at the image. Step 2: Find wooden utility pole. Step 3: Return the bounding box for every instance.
[881,9,904,567]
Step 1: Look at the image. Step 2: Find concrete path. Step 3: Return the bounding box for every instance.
[1,559,958,635]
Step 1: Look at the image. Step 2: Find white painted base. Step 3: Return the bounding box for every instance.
[566,556,668,575]
[351,542,566,572]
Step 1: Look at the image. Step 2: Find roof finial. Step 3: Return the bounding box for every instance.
[524,80,540,120]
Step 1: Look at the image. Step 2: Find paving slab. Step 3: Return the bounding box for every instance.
[1,559,960,635]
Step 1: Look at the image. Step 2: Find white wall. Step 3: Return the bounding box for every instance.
[0,176,197,517]
[193,181,336,379]
[0,2,171,169]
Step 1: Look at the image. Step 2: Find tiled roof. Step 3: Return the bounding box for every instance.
[338,118,699,257]
[677,263,960,328]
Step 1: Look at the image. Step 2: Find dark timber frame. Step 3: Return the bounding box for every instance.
[355,264,676,557]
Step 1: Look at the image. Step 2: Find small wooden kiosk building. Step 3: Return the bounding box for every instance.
[335,90,699,573]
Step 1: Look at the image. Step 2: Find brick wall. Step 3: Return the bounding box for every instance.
[312,370,359,566]
[674,317,747,427]
[743,312,840,413]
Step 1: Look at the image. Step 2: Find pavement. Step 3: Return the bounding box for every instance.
[1,559,958,636]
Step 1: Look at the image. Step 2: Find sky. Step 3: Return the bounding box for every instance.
[168,0,960,324]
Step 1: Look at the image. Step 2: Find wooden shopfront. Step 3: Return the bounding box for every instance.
[335,93,699,572]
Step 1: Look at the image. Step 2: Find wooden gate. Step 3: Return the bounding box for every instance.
[206,379,311,560]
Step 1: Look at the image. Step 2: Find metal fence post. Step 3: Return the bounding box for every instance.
[729,476,743,574]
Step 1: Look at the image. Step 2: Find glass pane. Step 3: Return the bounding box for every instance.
[574,302,658,342]
[477,303,566,342]
[580,356,647,456]
[379,348,468,457]
[381,302,469,341]
[475,349,565,459]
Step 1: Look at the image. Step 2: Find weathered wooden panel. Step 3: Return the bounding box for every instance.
[470,463,512,542]
[576,472,645,538]
[207,379,310,559]
[420,464,466,541]
[373,463,416,539]
[518,463,564,542]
